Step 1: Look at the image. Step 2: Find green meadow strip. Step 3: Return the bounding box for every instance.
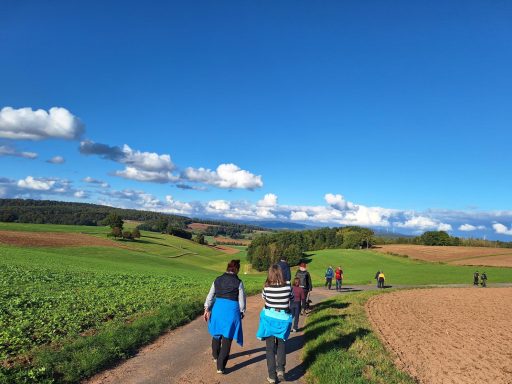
[303,290,415,384]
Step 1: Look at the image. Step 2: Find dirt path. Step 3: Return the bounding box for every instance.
[85,283,512,384]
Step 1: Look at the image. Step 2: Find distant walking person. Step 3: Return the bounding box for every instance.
[375,270,381,288]
[480,272,487,287]
[324,265,334,290]
[290,277,305,332]
[204,259,246,374]
[257,265,293,383]
[335,266,343,291]
[277,256,291,285]
[295,262,313,313]
[473,271,480,286]
[378,271,385,288]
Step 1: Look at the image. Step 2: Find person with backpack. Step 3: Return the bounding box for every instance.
[276,256,291,285]
[480,272,487,287]
[290,277,305,332]
[295,262,312,313]
[204,259,246,374]
[335,266,343,291]
[324,265,334,290]
[374,270,381,288]
[473,271,480,286]
[256,264,294,383]
[378,271,385,288]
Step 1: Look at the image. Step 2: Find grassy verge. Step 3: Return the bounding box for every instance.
[303,290,415,384]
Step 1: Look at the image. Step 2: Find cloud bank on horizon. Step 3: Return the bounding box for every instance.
[1,106,511,239]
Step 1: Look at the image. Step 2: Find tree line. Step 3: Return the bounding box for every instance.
[247,226,375,271]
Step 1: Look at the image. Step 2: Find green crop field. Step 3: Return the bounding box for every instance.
[2,223,512,383]
[0,223,264,383]
[298,248,512,286]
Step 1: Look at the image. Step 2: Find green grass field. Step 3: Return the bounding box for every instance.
[299,248,512,286]
[0,223,264,383]
[2,223,511,383]
[303,290,416,384]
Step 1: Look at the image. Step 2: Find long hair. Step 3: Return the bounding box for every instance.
[226,259,240,274]
[264,264,285,287]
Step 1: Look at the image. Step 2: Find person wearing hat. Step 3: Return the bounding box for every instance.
[295,262,312,314]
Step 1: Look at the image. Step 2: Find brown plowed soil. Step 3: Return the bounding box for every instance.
[211,245,240,254]
[214,236,251,246]
[0,230,124,248]
[366,288,512,384]
[374,244,512,267]
[188,223,218,231]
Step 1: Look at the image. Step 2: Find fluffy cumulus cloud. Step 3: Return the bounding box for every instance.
[492,223,512,236]
[258,193,278,207]
[17,176,55,191]
[0,144,37,159]
[395,215,452,232]
[47,156,65,164]
[459,224,486,231]
[183,163,263,190]
[0,107,84,140]
[325,193,355,211]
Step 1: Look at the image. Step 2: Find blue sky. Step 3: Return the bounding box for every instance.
[1,1,512,239]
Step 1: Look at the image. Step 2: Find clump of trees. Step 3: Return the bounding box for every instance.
[194,234,207,245]
[247,226,375,271]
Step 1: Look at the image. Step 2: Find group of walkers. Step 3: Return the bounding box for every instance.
[324,265,344,291]
[473,271,488,287]
[203,257,312,383]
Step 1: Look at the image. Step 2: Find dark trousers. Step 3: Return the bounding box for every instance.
[325,278,332,289]
[301,289,310,312]
[212,336,232,370]
[266,337,286,379]
[378,278,384,288]
[290,301,301,330]
[335,278,342,291]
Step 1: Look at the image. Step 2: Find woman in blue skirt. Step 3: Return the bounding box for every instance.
[204,259,246,374]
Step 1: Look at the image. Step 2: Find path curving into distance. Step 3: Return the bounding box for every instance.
[85,283,512,384]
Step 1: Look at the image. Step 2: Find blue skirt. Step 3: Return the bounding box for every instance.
[208,298,243,346]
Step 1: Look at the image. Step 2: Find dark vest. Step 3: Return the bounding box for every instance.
[214,273,241,301]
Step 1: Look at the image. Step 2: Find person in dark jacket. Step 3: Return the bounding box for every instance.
[290,277,305,332]
[276,256,291,284]
[324,265,334,290]
[204,259,246,374]
[295,262,312,313]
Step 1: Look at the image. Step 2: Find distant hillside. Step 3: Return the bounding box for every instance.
[0,199,266,232]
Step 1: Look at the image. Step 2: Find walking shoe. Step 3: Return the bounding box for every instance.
[216,369,224,374]
[277,370,285,380]
[266,378,276,383]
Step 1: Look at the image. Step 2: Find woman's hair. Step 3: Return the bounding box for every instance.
[265,264,285,287]
[226,259,241,273]
[293,277,300,287]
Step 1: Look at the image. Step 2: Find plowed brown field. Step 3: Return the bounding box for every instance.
[367,288,512,384]
[374,244,512,267]
[0,230,124,248]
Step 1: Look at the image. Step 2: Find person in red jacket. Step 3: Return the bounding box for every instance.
[335,266,343,291]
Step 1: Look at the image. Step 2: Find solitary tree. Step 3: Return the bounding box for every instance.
[111,226,122,239]
[102,212,124,230]
[132,227,141,239]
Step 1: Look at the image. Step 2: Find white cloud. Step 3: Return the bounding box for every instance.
[121,144,175,172]
[0,144,38,159]
[47,156,65,164]
[164,195,193,214]
[74,190,87,198]
[258,193,278,207]
[0,107,84,140]
[114,167,179,183]
[325,193,355,211]
[459,224,486,231]
[290,211,309,221]
[207,200,231,212]
[183,163,263,189]
[83,176,110,188]
[17,176,55,191]
[395,215,452,231]
[492,223,512,236]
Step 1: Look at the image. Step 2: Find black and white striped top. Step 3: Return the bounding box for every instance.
[262,284,293,310]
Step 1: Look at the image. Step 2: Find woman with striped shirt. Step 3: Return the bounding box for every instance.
[257,265,293,383]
